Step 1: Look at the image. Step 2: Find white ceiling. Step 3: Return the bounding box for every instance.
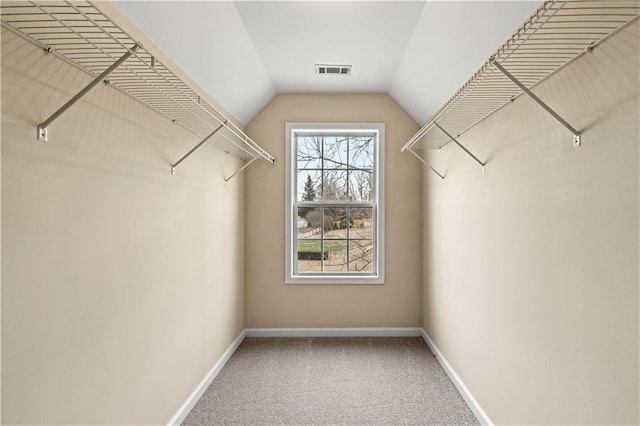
[234,2,425,94]
[111,1,538,126]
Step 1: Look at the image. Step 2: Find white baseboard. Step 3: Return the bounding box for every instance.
[245,327,423,338]
[420,329,493,426]
[167,329,246,426]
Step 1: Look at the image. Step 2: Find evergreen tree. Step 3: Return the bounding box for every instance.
[299,175,316,219]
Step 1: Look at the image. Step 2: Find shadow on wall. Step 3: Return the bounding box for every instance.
[421,22,639,425]
[1,29,241,180]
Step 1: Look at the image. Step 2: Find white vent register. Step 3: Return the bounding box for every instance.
[315,64,352,75]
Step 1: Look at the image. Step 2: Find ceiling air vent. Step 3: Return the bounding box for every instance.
[315,64,351,75]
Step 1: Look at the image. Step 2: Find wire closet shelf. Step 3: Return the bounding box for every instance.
[401,0,640,179]
[0,0,276,180]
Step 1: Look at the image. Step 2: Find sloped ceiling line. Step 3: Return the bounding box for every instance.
[112,1,539,126]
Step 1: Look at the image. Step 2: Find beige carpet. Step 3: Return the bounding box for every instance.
[183,337,479,425]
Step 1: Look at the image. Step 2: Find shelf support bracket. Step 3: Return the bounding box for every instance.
[491,60,581,147]
[434,122,486,173]
[224,157,259,183]
[171,121,227,175]
[37,44,140,142]
[408,148,445,180]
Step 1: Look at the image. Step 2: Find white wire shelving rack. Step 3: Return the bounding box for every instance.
[401,0,640,180]
[0,0,276,181]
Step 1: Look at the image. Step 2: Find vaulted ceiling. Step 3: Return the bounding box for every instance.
[111,1,538,126]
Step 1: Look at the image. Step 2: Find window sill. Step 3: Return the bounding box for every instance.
[285,275,384,285]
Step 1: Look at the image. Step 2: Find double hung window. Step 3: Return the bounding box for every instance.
[285,123,384,284]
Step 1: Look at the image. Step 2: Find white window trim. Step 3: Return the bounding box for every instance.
[285,122,385,285]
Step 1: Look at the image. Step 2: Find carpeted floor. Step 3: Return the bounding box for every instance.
[183,337,479,425]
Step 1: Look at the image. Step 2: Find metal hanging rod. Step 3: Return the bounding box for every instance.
[1,0,276,178]
[491,59,581,147]
[171,122,227,175]
[408,148,445,181]
[402,0,640,170]
[225,157,259,183]
[37,43,139,142]
[434,122,485,172]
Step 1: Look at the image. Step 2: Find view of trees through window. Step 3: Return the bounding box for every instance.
[295,135,376,274]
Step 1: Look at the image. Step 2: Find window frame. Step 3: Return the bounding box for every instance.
[285,122,385,285]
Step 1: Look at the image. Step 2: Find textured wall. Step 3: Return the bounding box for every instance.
[1,29,246,424]
[245,94,422,328]
[420,23,639,424]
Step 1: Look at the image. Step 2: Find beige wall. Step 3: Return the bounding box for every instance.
[420,23,639,424]
[245,94,422,327]
[1,29,246,424]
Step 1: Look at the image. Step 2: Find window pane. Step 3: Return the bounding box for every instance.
[324,240,348,272]
[321,170,347,201]
[288,124,383,282]
[324,207,348,239]
[348,170,374,202]
[323,136,348,169]
[297,136,322,169]
[349,208,374,239]
[296,207,322,239]
[297,170,321,202]
[349,136,374,169]
[299,207,327,234]
[349,240,374,272]
[297,239,323,273]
